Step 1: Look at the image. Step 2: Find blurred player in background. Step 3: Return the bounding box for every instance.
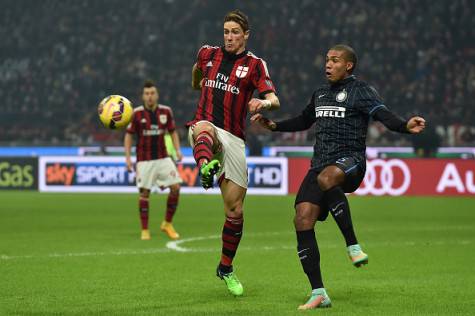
[125,80,183,240]
[252,44,425,309]
[187,10,280,296]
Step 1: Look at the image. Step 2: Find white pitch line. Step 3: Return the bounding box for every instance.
[165,231,285,253]
[0,248,171,261]
[166,232,474,253]
[1,230,473,261]
[166,235,220,252]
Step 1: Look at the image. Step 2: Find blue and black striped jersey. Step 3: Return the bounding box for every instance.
[276,75,406,170]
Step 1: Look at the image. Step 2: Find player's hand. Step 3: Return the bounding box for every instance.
[250,113,276,131]
[176,151,183,162]
[126,157,134,172]
[407,116,426,134]
[248,98,271,114]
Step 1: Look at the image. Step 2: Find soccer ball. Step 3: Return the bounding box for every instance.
[98,95,133,129]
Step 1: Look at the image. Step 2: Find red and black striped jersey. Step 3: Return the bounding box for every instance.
[187,45,276,140]
[126,104,176,162]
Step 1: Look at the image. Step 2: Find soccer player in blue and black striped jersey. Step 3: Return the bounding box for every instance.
[252,44,425,309]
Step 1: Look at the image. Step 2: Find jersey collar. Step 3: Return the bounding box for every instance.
[331,75,356,87]
[144,104,158,112]
[221,46,248,60]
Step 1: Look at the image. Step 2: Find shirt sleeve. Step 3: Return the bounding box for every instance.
[301,92,317,122]
[196,45,210,72]
[372,106,410,133]
[166,108,176,132]
[274,93,316,132]
[251,59,276,97]
[356,84,386,116]
[126,111,137,134]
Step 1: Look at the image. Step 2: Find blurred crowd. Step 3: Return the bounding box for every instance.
[1,0,474,147]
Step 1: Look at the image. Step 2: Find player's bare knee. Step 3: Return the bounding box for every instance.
[294,205,315,229]
[294,213,313,230]
[317,172,337,191]
[140,189,150,199]
[230,203,244,216]
[225,201,243,218]
[193,122,216,140]
[169,184,180,195]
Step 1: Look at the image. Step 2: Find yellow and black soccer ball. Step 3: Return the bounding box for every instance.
[98,95,133,129]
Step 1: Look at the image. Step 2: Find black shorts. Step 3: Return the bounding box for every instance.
[294,156,366,221]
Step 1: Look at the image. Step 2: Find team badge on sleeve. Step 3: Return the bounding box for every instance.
[235,66,249,78]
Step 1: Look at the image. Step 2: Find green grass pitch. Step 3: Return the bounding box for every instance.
[1,192,474,315]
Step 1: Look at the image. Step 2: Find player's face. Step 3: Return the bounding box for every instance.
[325,50,353,83]
[142,87,159,107]
[223,21,249,54]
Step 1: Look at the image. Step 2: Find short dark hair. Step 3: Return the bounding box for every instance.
[224,9,249,32]
[330,44,357,73]
[143,79,159,93]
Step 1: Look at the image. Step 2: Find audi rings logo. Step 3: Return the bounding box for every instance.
[355,159,411,196]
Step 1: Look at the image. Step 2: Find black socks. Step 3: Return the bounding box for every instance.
[324,186,358,246]
[296,229,323,289]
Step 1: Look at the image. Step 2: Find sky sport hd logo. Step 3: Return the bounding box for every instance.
[38,157,288,194]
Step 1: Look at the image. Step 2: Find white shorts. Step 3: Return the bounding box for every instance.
[136,157,182,190]
[188,121,248,189]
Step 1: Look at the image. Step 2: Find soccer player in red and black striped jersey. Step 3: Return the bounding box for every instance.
[186,10,280,296]
[125,80,183,241]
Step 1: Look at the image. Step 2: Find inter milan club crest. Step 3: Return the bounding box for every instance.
[336,89,347,103]
[159,114,167,124]
[235,66,249,78]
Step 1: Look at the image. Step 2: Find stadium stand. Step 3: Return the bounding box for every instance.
[1,0,474,146]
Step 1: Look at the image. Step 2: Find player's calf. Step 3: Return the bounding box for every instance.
[138,194,150,240]
[192,128,216,169]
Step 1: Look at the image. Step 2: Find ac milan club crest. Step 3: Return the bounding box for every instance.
[159,114,167,124]
[235,66,249,78]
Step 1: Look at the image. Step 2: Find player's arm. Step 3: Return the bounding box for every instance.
[358,84,425,134]
[249,59,280,113]
[166,109,183,161]
[191,63,203,90]
[170,129,183,161]
[124,133,134,171]
[251,112,313,132]
[373,108,426,134]
[251,93,316,132]
[248,92,280,114]
[124,115,136,171]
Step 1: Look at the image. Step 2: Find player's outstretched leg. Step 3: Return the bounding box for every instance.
[216,179,245,296]
[161,184,180,240]
[139,189,151,240]
[294,203,332,309]
[192,126,221,189]
[325,187,368,267]
[318,166,368,267]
